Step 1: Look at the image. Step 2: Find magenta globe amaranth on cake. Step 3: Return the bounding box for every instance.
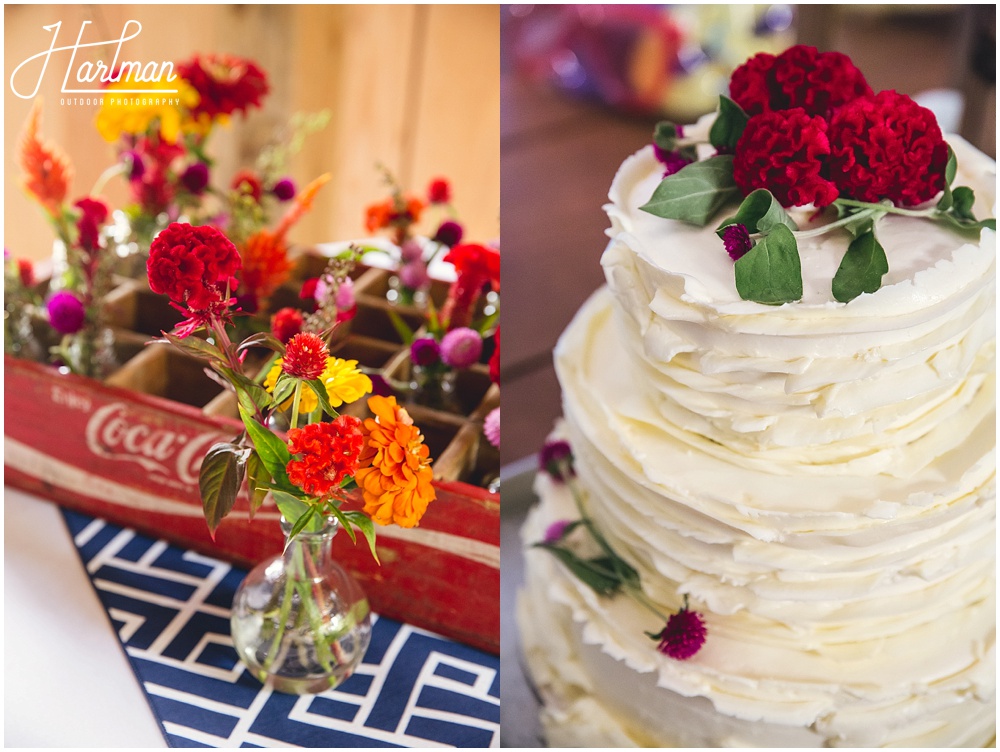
[518,46,996,747]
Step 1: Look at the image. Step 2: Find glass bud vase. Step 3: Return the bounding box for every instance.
[230,516,372,694]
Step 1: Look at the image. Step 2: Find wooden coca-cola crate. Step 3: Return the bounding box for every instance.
[4,256,500,654]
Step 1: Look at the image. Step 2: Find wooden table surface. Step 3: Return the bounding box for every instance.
[499,74,663,464]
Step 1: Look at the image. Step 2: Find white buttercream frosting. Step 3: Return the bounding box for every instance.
[518,131,996,747]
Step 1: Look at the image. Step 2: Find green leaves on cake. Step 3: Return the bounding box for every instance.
[640,46,996,306]
[533,439,707,661]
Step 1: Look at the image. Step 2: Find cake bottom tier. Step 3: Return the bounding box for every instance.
[518,483,996,747]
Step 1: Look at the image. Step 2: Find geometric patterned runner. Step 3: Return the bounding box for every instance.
[61,509,500,748]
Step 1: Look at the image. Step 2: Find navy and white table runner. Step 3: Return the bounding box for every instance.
[62,509,500,747]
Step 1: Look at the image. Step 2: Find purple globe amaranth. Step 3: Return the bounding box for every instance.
[722,223,753,261]
[543,518,572,544]
[47,290,86,335]
[539,439,574,481]
[440,327,483,369]
[652,601,707,660]
[272,177,296,201]
[181,162,210,194]
[410,336,441,367]
[433,220,464,248]
[399,239,424,263]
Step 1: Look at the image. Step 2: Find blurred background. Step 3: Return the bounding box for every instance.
[4,4,501,262]
[499,3,996,467]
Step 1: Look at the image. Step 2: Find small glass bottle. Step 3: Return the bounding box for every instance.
[230,516,372,694]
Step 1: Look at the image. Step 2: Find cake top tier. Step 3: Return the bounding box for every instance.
[605,125,995,320]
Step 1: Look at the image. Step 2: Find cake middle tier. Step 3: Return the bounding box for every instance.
[554,286,995,624]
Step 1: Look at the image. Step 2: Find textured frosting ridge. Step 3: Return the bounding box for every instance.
[519,134,996,747]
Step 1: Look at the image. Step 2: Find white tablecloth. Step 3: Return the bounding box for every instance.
[5,486,166,746]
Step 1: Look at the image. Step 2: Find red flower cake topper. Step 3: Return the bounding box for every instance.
[640,44,994,305]
[828,90,949,207]
[730,44,871,118]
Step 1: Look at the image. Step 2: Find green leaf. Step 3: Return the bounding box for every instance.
[936,213,996,235]
[344,511,380,565]
[708,96,748,152]
[534,543,622,595]
[832,229,889,303]
[238,405,291,488]
[937,184,953,211]
[950,186,976,220]
[270,374,298,407]
[640,156,739,226]
[326,504,358,544]
[237,331,286,356]
[270,489,323,535]
[216,364,272,412]
[158,331,226,364]
[734,224,803,305]
[199,443,248,536]
[475,309,499,336]
[285,503,319,545]
[386,309,415,344]
[652,121,682,152]
[305,378,338,418]
[245,449,270,518]
[944,145,957,186]
[717,189,798,236]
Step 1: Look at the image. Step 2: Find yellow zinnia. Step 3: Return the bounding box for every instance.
[321,357,372,408]
[95,78,200,143]
[264,356,371,413]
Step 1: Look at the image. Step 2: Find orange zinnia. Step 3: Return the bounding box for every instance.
[356,395,435,528]
[19,100,72,218]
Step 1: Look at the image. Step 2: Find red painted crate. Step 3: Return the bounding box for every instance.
[4,261,500,654]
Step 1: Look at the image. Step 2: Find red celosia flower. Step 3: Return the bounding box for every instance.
[147,222,242,312]
[231,169,263,202]
[652,600,707,660]
[271,307,304,343]
[733,109,839,208]
[827,90,948,207]
[428,177,451,204]
[282,332,328,380]
[286,416,365,497]
[74,197,109,252]
[441,243,500,330]
[730,45,871,118]
[177,53,269,121]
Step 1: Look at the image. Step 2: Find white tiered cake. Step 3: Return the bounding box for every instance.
[517,117,996,747]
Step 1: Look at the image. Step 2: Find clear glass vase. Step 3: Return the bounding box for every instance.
[409,362,458,412]
[230,516,372,694]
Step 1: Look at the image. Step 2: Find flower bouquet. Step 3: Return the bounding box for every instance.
[16,101,120,378]
[364,169,466,306]
[386,242,500,414]
[145,220,438,692]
